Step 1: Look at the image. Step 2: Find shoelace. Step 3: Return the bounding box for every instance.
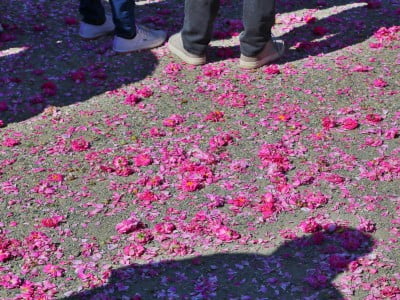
[136,25,154,40]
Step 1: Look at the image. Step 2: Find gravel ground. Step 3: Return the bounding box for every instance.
[0,0,399,299]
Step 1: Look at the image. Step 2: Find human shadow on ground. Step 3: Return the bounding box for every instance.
[277,3,400,64]
[207,1,399,64]
[0,0,177,125]
[2,0,398,126]
[63,227,373,299]
[276,0,359,15]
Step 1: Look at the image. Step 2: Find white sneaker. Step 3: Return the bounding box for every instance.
[113,25,167,53]
[79,15,115,40]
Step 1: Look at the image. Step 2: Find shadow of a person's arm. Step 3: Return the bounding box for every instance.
[63,227,372,299]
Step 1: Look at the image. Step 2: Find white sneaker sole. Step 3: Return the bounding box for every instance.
[112,28,167,53]
[239,52,281,69]
[113,39,166,53]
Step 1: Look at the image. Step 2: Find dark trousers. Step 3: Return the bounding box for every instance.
[181,0,276,57]
[79,0,136,39]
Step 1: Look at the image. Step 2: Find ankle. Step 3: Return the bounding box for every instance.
[115,33,137,40]
[82,18,106,26]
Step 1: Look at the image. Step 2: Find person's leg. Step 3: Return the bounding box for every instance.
[79,0,106,26]
[240,0,276,57]
[181,0,220,56]
[239,0,284,68]
[111,0,166,53]
[79,0,115,39]
[109,0,136,39]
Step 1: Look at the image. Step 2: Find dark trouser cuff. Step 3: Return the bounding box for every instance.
[79,0,106,25]
[240,33,272,57]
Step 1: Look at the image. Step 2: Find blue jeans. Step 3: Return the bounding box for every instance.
[79,0,136,39]
[181,0,276,57]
